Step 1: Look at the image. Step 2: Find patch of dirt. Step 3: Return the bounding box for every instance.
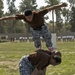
[0,60,19,70]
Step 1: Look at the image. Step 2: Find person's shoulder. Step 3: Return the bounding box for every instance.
[29,51,37,55]
[16,14,24,16]
[15,14,25,19]
[32,10,41,14]
[35,49,45,52]
[36,49,51,56]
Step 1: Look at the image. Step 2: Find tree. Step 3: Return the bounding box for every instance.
[45,0,61,33]
[67,0,75,7]
[0,0,4,33]
[0,0,3,16]
[6,0,19,33]
[61,8,70,32]
[19,0,37,13]
[7,0,17,14]
[67,0,75,32]
[69,6,75,32]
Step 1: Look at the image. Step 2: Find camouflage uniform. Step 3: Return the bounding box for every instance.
[31,24,52,49]
[19,55,35,75]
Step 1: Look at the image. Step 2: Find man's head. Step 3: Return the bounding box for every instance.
[50,51,61,66]
[24,9,32,16]
[24,9,33,21]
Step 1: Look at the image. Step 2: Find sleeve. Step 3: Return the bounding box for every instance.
[35,52,50,70]
[15,14,25,20]
[44,50,52,55]
[38,8,48,16]
[36,50,52,55]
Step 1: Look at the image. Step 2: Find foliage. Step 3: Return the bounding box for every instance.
[19,0,37,13]
[0,0,3,16]
[69,7,75,32]
[55,9,63,32]
[7,0,17,14]
[67,0,75,32]
[0,0,4,33]
[45,0,60,5]
[45,0,63,33]
[5,0,18,33]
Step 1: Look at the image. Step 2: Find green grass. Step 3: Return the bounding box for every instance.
[0,42,75,75]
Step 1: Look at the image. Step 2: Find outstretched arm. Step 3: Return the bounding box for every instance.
[0,15,16,21]
[47,2,67,11]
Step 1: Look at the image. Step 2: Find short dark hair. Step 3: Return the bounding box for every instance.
[24,9,32,16]
[53,55,61,63]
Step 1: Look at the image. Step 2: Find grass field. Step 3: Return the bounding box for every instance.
[0,41,75,75]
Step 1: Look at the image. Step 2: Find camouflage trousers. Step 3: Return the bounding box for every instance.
[31,24,53,49]
[19,55,46,75]
[19,55,35,75]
